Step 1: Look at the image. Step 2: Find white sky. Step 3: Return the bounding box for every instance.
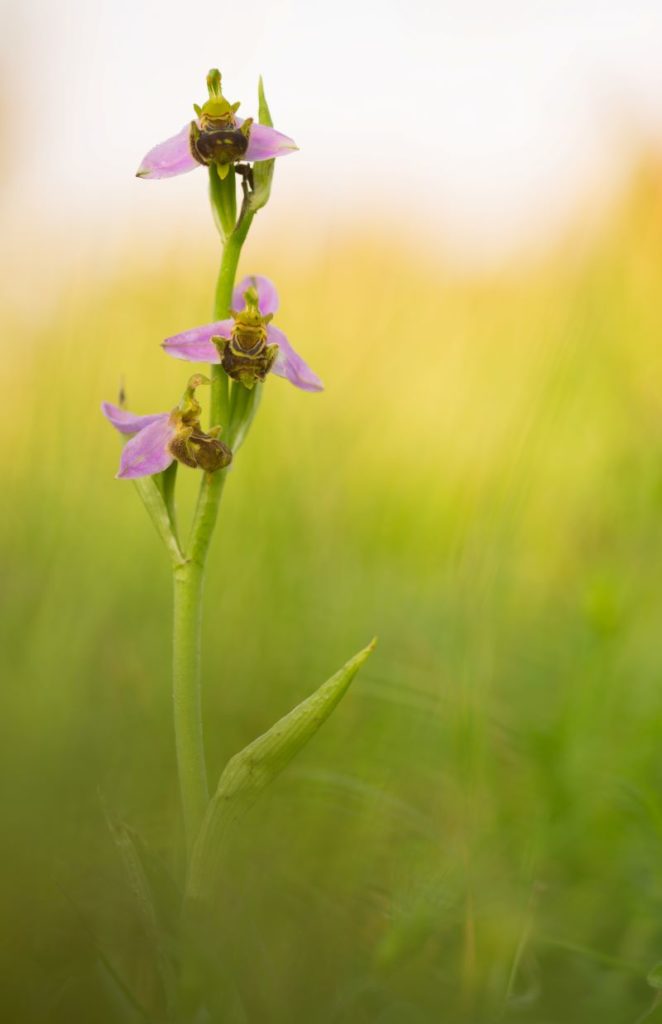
[3,0,662,262]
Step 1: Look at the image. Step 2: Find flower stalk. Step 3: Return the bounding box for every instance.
[172,558,208,852]
[210,204,254,420]
[174,179,253,855]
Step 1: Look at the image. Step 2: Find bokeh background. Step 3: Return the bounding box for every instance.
[4,1,662,1021]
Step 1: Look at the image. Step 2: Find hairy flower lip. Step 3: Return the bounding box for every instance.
[161,275,323,393]
[136,118,298,180]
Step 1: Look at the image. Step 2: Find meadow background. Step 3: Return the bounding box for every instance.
[4,2,662,1022]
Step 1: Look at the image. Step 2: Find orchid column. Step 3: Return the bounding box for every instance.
[103,69,374,896]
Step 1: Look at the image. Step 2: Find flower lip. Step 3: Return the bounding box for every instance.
[191,124,249,168]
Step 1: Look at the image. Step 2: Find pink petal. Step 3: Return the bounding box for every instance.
[232,275,279,316]
[243,123,298,162]
[136,123,199,179]
[162,321,233,363]
[102,403,169,435]
[117,417,176,479]
[267,325,324,393]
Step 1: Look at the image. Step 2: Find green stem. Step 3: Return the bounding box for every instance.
[188,469,228,567]
[172,203,255,858]
[213,204,255,319]
[210,203,255,424]
[191,203,255,564]
[173,560,208,854]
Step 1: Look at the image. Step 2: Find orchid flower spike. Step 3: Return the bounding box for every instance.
[102,375,233,479]
[136,69,298,181]
[162,275,323,392]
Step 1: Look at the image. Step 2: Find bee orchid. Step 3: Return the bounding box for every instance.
[136,70,297,181]
[162,275,324,393]
[102,376,232,479]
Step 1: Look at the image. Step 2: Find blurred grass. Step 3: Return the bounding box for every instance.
[3,159,662,1021]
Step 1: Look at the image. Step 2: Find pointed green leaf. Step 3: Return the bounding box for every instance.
[248,76,275,213]
[186,639,377,903]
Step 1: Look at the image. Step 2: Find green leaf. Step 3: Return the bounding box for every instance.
[248,76,275,213]
[648,963,662,989]
[186,639,377,904]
